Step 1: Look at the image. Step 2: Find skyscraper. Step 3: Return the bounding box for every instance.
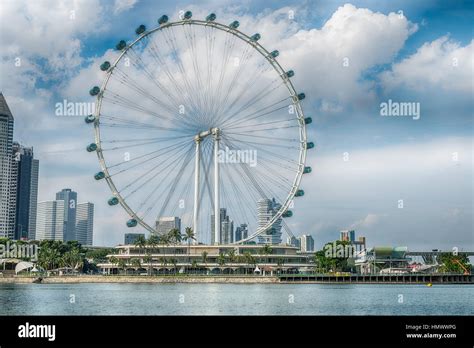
[235,223,248,242]
[211,208,233,244]
[36,200,65,241]
[56,188,77,241]
[299,234,315,252]
[124,233,145,245]
[257,198,282,245]
[12,142,39,240]
[155,216,181,235]
[340,230,356,242]
[0,93,15,238]
[287,236,301,249]
[76,202,94,246]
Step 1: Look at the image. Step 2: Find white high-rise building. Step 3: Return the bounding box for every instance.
[155,216,181,235]
[299,234,315,252]
[76,202,94,246]
[0,93,15,238]
[257,198,282,245]
[36,201,65,241]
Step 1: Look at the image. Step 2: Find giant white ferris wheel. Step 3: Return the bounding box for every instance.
[85,11,314,245]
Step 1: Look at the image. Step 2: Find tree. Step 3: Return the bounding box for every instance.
[134,235,147,257]
[147,235,159,274]
[117,258,128,275]
[438,253,471,273]
[244,252,255,275]
[217,253,226,268]
[60,249,83,272]
[227,249,236,263]
[201,251,208,264]
[261,244,273,273]
[131,258,141,273]
[143,254,153,275]
[183,227,195,268]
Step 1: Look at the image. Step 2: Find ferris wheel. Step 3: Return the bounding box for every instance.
[85,12,313,245]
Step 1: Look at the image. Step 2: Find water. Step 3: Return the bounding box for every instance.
[0,283,472,315]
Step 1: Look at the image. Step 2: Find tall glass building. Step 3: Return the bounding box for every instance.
[56,188,77,242]
[12,142,39,240]
[76,202,94,246]
[0,93,15,238]
[257,198,282,245]
[155,216,181,235]
[36,200,65,240]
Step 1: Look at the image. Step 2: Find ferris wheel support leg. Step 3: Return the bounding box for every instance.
[193,138,201,244]
[213,128,221,245]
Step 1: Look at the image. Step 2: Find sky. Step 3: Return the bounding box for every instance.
[0,0,472,250]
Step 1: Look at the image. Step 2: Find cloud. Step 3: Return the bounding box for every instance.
[380,36,473,93]
[113,0,139,14]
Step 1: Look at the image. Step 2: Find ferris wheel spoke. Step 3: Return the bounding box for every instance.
[218,64,275,124]
[122,142,193,200]
[222,97,290,129]
[105,139,192,170]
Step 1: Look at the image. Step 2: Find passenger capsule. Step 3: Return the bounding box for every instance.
[85,114,95,124]
[297,93,306,100]
[158,15,169,25]
[295,189,305,197]
[127,219,138,228]
[306,142,315,149]
[183,11,192,19]
[115,40,127,50]
[108,197,119,206]
[270,50,279,58]
[229,21,239,29]
[285,70,294,78]
[304,117,312,125]
[100,61,111,71]
[135,24,146,35]
[250,33,261,42]
[89,86,100,96]
[94,171,105,180]
[86,143,97,152]
[206,13,216,22]
[283,211,293,218]
[303,166,312,174]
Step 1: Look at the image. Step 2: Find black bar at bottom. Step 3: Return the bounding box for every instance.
[0,315,472,346]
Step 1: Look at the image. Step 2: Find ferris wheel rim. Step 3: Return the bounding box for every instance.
[92,18,308,241]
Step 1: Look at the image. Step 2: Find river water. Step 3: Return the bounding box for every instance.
[0,283,472,315]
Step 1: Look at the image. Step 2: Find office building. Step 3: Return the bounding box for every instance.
[211,208,234,244]
[36,200,65,241]
[287,236,301,249]
[155,216,181,235]
[0,93,15,238]
[299,234,315,252]
[12,143,39,240]
[235,223,248,242]
[340,230,356,242]
[124,233,145,245]
[76,202,94,246]
[56,188,77,242]
[256,198,282,245]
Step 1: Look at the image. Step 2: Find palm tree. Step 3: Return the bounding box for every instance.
[227,249,236,264]
[117,258,128,275]
[131,258,141,274]
[244,251,255,275]
[261,244,273,276]
[134,235,147,258]
[182,227,195,269]
[168,228,182,273]
[147,235,159,274]
[201,251,208,275]
[109,256,118,275]
[143,254,152,275]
